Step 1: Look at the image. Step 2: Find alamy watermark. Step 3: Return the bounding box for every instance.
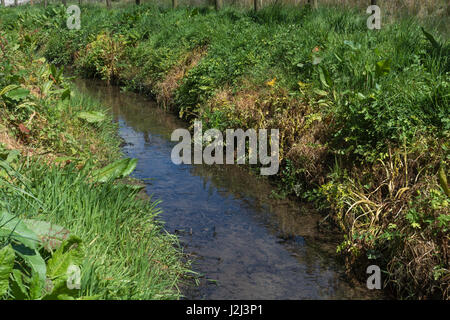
[65,5,380,31]
[366,265,382,290]
[66,264,81,290]
[367,5,381,30]
[66,5,81,30]
[171,120,279,176]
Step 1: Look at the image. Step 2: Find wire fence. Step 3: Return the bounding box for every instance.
[1,0,448,21]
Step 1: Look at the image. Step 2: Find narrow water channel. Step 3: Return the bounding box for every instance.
[75,79,382,300]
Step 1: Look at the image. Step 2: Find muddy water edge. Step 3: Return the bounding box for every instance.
[75,79,384,300]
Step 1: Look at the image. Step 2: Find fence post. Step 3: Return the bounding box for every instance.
[106,0,111,8]
[62,0,66,6]
[371,1,377,5]
[308,0,318,9]
[215,0,223,11]
[254,0,262,12]
[14,0,18,6]
[172,0,178,9]
[0,0,4,7]
[136,0,141,5]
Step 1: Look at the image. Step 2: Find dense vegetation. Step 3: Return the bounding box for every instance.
[1,2,449,299]
[0,12,188,299]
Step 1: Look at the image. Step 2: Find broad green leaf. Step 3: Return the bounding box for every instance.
[0,148,20,164]
[43,236,84,300]
[12,243,46,289]
[23,220,70,252]
[0,85,20,96]
[91,158,138,183]
[313,89,328,97]
[0,245,14,296]
[5,88,30,101]
[47,237,83,280]
[77,111,106,123]
[120,158,138,178]
[6,150,20,164]
[0,210,40,250]
[28,269,43,300]
[10,269,28,300]
[375,59,391,77]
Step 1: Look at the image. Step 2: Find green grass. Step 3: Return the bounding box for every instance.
[0,85,188,299]
[1,161,188,299]
[0,13,190,299]
[8,2,444,158]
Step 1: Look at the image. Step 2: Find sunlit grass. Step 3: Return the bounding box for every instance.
[1,159,189,299]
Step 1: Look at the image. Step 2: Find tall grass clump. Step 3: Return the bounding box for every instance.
[1,161,187,299]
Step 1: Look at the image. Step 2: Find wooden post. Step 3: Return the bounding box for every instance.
[62,0,67,6]
[215,0,222,11]
[0,0,4,7]
[106,0,111,8]
[172,0,177,9]
[44,0,48,8]
[254,0,262,12]
[14,0,18,6]
[136,0,141,5]
[308,0,318,9]
[371,0,377,5]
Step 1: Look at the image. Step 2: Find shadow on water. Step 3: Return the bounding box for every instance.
[75,79,384,300]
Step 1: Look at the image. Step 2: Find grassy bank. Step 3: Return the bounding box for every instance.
[0,16,187,299]
[1,3,449,299]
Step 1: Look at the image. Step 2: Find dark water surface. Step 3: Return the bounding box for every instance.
[75,79,382,300]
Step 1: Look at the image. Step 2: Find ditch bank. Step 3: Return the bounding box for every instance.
[2,3,447,299]
[75,78,384,299]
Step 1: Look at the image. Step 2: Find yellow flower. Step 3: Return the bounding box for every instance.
[298,80,307,88]
[266,77,276,87]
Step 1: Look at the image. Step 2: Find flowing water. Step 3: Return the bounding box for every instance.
[76,79,382,300]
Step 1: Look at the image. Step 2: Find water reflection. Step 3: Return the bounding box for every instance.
[75,79,382,300]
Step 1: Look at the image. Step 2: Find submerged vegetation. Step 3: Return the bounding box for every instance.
[0,2,449,299]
